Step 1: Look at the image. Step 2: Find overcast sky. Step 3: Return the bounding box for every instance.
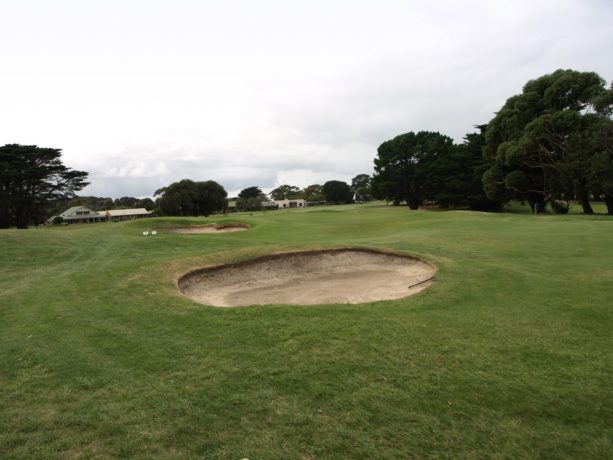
[1,0,612,198]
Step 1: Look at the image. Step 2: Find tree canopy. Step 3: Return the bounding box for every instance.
[303,184,324,202]
[482,69,612,213]
[0,144,89,228]
[568,116,613,213]
[370,70,612,214]
[155,179,227,216]
[372,131,455,209]
[59,196,114,213]
[439,126,501,211]
[350,174,372,201]
[269,184,302,200]
[238,186,265,200]
[322,180,353,204]
[351,174,371,190]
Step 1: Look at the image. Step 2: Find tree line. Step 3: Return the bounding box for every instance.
[0,149,367,227]
[154,176,367,215]
[267,176,370,204]
[372,69,613,214]
[46,195,156,218]
[2,68,611,228]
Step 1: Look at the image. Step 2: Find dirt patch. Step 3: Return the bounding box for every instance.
[166,223,249,234]
[178,248,436,307]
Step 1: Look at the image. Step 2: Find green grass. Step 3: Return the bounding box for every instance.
[503,200,609,215]
[1,203,612,459]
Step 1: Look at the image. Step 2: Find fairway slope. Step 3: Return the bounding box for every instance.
[2,205,612,458]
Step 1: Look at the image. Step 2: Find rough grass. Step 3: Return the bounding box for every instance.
[1,203,612,458]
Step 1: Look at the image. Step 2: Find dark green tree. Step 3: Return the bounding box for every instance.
[351,174,372,201]
[569,116,613,214]
[0,144,89,228]
[75,196,113,210]
[155,179,226,216]
[354,187,371,202]
[370,179,402,205]
[482,69,610,213]
[322,180,353,204]
[114,196,139,208]
[236,196,265,211]
[155,180,197,215]
[269,184,302,200]
[351,174,371,190]
[50,195,114,215]
[194,181,228,216]
[238,186,264,200]
[372,131,455,209]
[446,126,502,211]
[302,184,324,202]
[135,197,155,209]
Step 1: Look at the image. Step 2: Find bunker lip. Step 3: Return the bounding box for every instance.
[178,248,436,307]
[166,223,249,234]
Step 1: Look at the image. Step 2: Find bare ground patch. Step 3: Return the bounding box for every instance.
[178,248,436,307]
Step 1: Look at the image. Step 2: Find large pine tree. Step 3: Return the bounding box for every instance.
[0,144,89,228]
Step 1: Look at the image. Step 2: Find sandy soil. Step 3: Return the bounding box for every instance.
[178,249,436,307]
[167,224,248,234]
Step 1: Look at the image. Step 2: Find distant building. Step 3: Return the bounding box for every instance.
[105,208,152,221]
[262,201,278,209]
[227,198,278,211]
[274,199,305,209]
[48,206,106,224]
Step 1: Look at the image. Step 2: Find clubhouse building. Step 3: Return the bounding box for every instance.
[48,206,152,224]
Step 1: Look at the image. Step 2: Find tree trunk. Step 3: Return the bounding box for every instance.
[0,189,10,228]
[15,205,30,229]
[576,187,594,214]
[579,195,594,214]
[407,197,420,210]
[529,194,547,214]
[532,195,547,214]
[0,204,9,228]
[605,195,613,215]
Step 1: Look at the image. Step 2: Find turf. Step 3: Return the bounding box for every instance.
[1,203,612,458]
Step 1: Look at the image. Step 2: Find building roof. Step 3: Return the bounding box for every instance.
[58,206,104,219]
[106,208,152,217]
[50,206,104,220]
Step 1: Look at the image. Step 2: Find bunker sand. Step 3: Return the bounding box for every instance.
[179,249,436,307]
[167,224,248,234]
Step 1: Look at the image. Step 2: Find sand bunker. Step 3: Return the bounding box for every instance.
[178,248,435,307]
[167,224,248,234]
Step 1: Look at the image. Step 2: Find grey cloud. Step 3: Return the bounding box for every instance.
[3,1,612,199]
